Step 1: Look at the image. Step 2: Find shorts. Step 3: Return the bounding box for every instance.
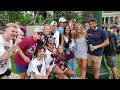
[87,54,102,69]
[105,55,117,68]
[0,69,11,78]
[16,64,28,73]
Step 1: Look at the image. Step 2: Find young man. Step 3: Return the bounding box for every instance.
[44,38,68,79]
[0,23,20,79]
[57,17,67,44]
[50,21,59,48]
[15,22,27,38]
[14,28,44,79]
[104,25,120,79]
[27,46,50,79]
[87,18,109,79]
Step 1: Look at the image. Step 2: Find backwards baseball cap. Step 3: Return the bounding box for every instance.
[59,17,67,22]
[48,38,55,43]
[34,28,43,33]
[50,21,57,26]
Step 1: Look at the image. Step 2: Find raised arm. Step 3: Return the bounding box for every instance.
[0,36,21,61]
[65,50,74,60]
[60,35,64,46]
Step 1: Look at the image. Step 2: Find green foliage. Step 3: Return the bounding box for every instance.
[20,17,32,25]
[8,11,24,23]
[76,15,82,23]
[10,53,19,74]
[81,11,94,25]
[0,11,33,26]
[47,16,54,24]
[53,11,78,22]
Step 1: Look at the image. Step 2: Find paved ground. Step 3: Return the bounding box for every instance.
[9,72,20,79]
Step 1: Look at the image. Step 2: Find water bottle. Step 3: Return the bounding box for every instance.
[89,44,93,51]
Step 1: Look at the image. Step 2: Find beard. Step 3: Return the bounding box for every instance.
[90,26,97,30]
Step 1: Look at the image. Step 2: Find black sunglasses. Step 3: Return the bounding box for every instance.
[50,43,55,45]
[62,22,66,23]
[37,32,44,36]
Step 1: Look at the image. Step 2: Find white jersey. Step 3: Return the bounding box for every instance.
[0,35,13,75]
[52,31,59,48]
[44,49,54,72]
[17,28,24,39]
[27,58,47,79]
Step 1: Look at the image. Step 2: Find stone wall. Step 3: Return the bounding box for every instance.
[26,25,44,36]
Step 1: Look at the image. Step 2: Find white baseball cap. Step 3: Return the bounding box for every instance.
[50,21,57,26]
[59,17,67,22]
[34,28,43,33]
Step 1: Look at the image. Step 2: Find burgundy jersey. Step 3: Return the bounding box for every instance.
[14,36,37,66]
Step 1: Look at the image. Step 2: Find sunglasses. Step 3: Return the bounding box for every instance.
[50,43,55,45]
[37,32,44,36]
[62,22,66,23]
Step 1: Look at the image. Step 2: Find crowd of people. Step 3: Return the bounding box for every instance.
[0,17,120,79]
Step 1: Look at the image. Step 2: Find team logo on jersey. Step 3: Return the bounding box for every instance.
[25,45,36,55]
[44,54,47,59]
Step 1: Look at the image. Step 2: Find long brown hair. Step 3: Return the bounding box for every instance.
[56,45,66,60]
[63,24,73,44]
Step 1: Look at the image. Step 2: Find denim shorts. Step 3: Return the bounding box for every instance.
[16,64,28,73]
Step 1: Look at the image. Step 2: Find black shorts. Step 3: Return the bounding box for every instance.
[0,69,11,78]
[105,56,117,68]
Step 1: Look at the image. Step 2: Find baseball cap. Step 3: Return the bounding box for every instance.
[48,38,55,43]
[50,21,57,26]
[34,28,43,33]
[59,17,67,22]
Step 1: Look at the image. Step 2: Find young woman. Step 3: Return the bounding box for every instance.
[61,25,77,79]
[50,21,59,48]
[76,23,88,79]
[42,24,51,46]
[27,46,50,79]
[51,45,74,78]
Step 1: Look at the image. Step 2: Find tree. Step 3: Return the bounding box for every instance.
[81,11,94,24]
[0,11,31,26]
[53,11,78,23]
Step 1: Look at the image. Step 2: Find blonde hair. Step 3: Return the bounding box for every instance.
[76,23,85,38]
[43,24,51,30]
[43,24,51,35]
[6,23,19,29]
[15,21,21,26]
[56,45,66,60]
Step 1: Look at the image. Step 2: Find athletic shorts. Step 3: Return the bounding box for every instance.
[0,69,11,78]
[16,64,28,73]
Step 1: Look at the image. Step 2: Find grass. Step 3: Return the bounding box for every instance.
[10,53,19,74]
[10,54,120,78]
